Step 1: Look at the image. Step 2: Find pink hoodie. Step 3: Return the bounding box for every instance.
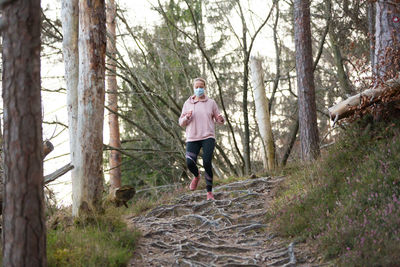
[179,95,224,142]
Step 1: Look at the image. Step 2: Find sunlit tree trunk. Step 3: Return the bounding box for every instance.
[75,0,107,215]
[294,0,320,161]
[374,1,400,79]
[61,0,80,214]
[2,0,46,264]
[250,57,275,171]
[106,0,122,191]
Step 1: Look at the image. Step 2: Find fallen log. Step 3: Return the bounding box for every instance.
[328,78,400,123]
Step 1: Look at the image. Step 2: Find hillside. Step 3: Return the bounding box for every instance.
[267,118,400,266]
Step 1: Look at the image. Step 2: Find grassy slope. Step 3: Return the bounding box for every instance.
[267,119,400,266]
[47,207,141,267]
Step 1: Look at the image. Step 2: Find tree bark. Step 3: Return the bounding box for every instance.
[374,1,400,79]
[238,2,251,175]
[368,1,376,69]
[250,57,276,171]
[281,115,299,166]
[2,0,46,264]
[294,0,320,161]
[61,0,79,215]
[106,0,121,191]
[74,0,106,216]
[329,25,353,96]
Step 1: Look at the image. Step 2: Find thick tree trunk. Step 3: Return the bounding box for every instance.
[0,141,55,215]
[74,0,106,216]
[374,1,400,79]
[2,0,46,264]
[61,0,80,214]
[294,0,320,161]
[106,0,122,191]
[250,57,276,171]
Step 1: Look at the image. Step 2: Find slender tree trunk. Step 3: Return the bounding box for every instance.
[74,0,106,216]
[2,0,46,264]
[329,29,353,96]
[106,0,122,190]
[269,1,280,112]
[294,0,320,161]
[368,1,376,70]
[374,1,400,79]
[61,0,79,213]
[281,115,299,166]
[238,3,251,175]
[198,1,206,79]
[250,57,276,171]
[243,66,251,175]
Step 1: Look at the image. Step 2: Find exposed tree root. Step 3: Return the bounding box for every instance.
[128,177,314,266]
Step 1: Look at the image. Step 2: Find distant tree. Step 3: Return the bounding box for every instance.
[2,0,46,264]
[293,0,320,161]
[106,0,122,191]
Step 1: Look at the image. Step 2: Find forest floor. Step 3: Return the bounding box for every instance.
[127,176,330,266]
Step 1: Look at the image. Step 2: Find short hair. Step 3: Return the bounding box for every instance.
[193,77,206,88]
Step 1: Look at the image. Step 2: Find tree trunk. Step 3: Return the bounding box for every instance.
[294,0,320,161]
[106,0,122,191]
[2,0,46,264]
[238,3,251,175]
[374,1,400,79]
[368,1,376,69]
[250,57,276,171]
[61,0,79,214]
[329,28,353,96]
[74,0,106,216]
[281,115,299,166]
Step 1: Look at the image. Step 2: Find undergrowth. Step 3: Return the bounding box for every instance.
[47,206,141,267]
[267,118,400,266]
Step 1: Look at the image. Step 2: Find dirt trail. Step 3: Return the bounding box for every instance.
[128,177,319,266]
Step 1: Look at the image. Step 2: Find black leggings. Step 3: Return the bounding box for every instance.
[186,138,215,192]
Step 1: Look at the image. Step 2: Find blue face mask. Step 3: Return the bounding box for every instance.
[194,88,205,97]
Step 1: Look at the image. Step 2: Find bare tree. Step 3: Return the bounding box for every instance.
[2,0,46,264]
[250,57,275,171]
[74,0,106,215]
[294,0,320,161]
[106,0,122,190]
[61,0,79,214]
